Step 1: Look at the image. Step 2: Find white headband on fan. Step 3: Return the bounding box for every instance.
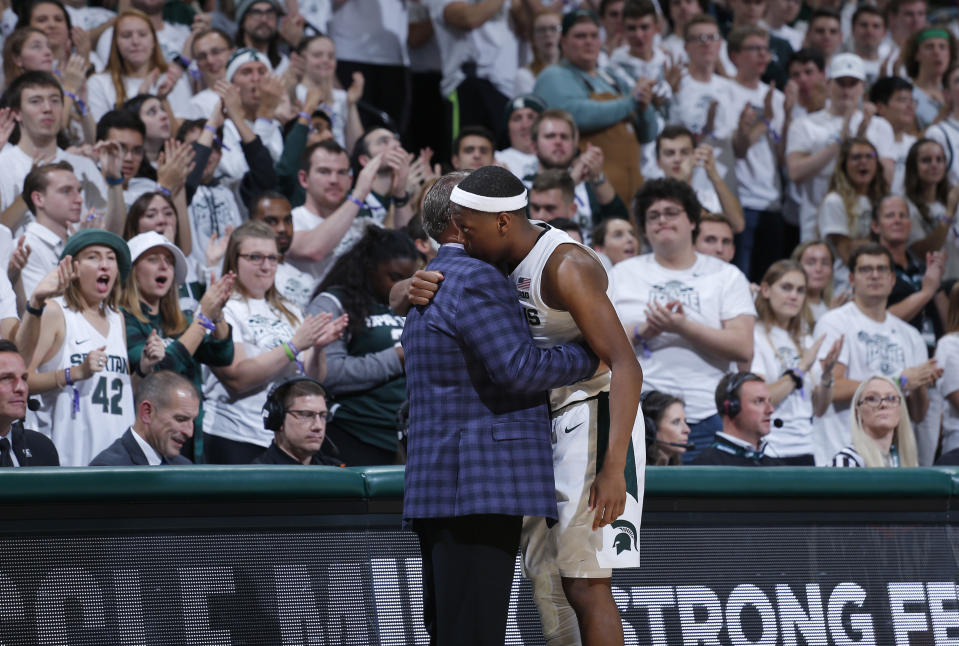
[450,185,528,212]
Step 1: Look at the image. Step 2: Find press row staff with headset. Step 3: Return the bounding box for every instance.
[255,375,344,466]
[661,372,788,467]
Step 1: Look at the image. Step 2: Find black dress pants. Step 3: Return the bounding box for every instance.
[415,514,522,646]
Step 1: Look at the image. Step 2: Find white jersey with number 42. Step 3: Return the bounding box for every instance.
[35,296,134,466]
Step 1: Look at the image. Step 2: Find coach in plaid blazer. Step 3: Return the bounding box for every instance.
[402,242,598,645]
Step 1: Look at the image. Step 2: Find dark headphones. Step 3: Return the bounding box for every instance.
[262,375,327,432]
[640,391,658,448]
[720,372,760,419]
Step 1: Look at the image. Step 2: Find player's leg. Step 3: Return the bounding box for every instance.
[560,576,624,646]
[529,567,582,646]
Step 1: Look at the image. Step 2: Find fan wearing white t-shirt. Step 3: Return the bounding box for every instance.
[287,141,381,283]
[668,15,737,141]
[655,125,745,234]
[0,73,110,233]
[751,260,842,463]
[786,53,895,242]
[925,67,959,189]
[251,192,318,308]
[612,178,756,462]
[728,26,790,281]
[870,76,917,196]
[811,244,939,466]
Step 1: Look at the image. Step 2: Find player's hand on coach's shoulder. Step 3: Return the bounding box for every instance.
[409,270,443,306]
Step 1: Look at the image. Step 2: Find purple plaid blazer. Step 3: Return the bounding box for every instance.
[402,245,598,522]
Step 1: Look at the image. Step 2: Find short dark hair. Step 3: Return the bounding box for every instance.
[683,13,718,40]
[404,214,428,242]
[453,125,495,157]
[280,379,327,410]
[852,4,885,27]
[531,168,575,203]
[788,48,825,72]
[727,25,768,54]
[422,171,469,240]
[656,124,695,158]
[134,370,199,410]
[632,178,701,235]
[550,218,584,238]
[599,0,623,16]
[885,0,925,19]
[715,371,764,415]
[869,76,913,104]
[2,70,62,112]
[849,243,895,274]
[22,160,75,215]
[622,0,656,21]
[96,109,146,142]
[809,8,841,27]
[301,139,347,173]
[252,190,291,218]
[190,27,234,58]
[0,340,20,355]
[693,212,733,242]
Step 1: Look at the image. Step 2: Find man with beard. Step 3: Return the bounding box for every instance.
[234,0,289,73]
[524,109,628,243]
[252,191,317,308]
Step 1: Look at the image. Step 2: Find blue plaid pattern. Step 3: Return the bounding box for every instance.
[403,246,598,521]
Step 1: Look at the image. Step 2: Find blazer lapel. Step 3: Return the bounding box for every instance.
[121,429,150,466]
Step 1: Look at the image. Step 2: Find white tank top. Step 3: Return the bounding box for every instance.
[510,223,611,410]
[36,297,134,466]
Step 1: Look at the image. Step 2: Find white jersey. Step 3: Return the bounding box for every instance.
[513,222,645,576]
[510,223,611,410]
[35,297,134,466]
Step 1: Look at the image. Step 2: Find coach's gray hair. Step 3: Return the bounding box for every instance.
[135,370,199,410]
[422,171,470,241]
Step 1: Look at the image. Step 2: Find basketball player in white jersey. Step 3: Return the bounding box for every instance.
[446,167,645,646]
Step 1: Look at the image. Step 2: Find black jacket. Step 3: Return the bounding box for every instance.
[89,428,192,466]
[252,440,343,466]
[2,421,59,466]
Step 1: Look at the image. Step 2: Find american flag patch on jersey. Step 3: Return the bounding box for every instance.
[517,277,531,290]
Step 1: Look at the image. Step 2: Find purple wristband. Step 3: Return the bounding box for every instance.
[346,194,364,209]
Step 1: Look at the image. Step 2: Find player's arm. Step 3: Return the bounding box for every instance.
[545,246,643,529]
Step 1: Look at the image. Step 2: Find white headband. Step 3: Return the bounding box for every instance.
[225,48,273,83]
[450,185,528,212]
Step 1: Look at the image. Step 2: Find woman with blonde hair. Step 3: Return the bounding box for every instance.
[201,221,347,464]
[86,10,193,123]
[833,375,919,467]
[751,260,841,464]
[791,239,842,330]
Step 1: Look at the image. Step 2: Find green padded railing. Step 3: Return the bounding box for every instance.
[0,466,957,503]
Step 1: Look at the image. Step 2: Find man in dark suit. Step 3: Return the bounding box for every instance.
[691,372,786,466]
[402,171,600,646]
[90,371,197,466]
[0,340,58,467]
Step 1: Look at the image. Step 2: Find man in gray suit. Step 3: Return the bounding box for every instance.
[90,372,198,466]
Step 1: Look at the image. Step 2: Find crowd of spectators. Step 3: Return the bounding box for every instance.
[0,0,957,469]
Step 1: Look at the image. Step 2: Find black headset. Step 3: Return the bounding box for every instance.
[720,372,760,419]
[262,375,327,432]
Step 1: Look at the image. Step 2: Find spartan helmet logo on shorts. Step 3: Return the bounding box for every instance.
[611,520,637,554]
